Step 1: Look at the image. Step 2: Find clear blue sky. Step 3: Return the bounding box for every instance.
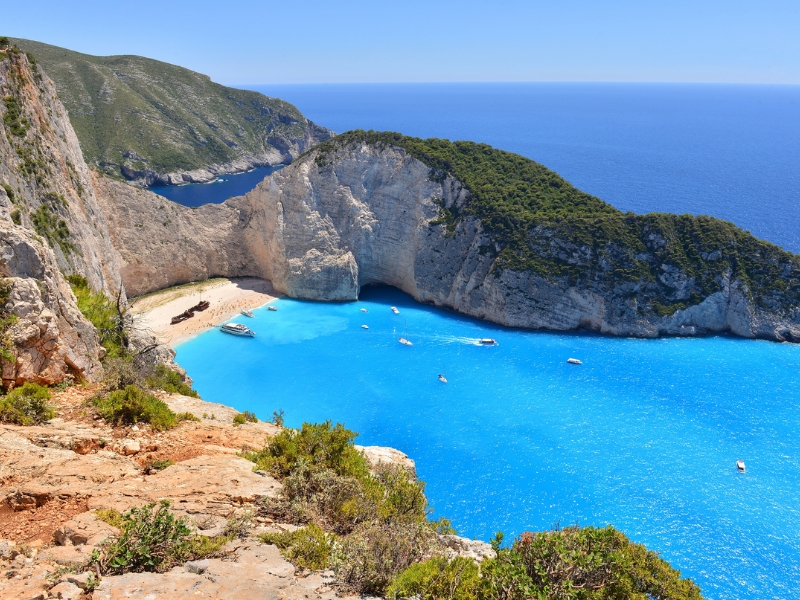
[6,0,800,84]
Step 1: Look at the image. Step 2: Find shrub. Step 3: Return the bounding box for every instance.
[0,382,54,425]
[92,501,230,575]
[145,364,199,397]
[95,508,125,529]
[259,523,335,571]
[271,408,285,427]
[387,556,481,600]
[93,385,178,431]
[331,521,441,594]
[233,410,258,426]
[232,413,246,426]
[147,459,174,472]
[67,274,125,358]
[244,420,369,479]
[9,208,20,225]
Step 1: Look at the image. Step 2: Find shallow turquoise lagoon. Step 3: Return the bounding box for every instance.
[175,286,800,599]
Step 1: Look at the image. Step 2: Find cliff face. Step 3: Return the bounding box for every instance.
[11,39,334,187]
[0,48,128,383]
[97,138,800,343]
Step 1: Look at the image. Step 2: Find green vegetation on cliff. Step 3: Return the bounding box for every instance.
[10,38,332,180]
[247,421,702,598]
[311,131,800,315]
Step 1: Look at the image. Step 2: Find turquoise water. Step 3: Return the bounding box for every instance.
[147,165,281,206]
[175,286,800,599]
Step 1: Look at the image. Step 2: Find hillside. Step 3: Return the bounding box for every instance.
[9,38,333,185]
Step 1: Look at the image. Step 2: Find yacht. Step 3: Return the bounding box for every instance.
[268,306,278,311]
[391,306,400,314]
[361,308,369,313]
[240,309,255,318]
[567,358,583,365]
[438,374,448,383]
[220,322,256,337]
[362,324,369,329]
[737,460,746,473]
[479,338,497,345]
[398,337,413,346]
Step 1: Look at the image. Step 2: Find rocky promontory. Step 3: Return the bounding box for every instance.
[96,133,800,343]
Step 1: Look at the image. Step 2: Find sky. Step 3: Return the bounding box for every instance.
[5,0,800,84]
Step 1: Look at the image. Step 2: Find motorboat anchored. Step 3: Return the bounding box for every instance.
[398,337,413,346]
[438,374,448,383]
[241,309,255,318]
[479,338,497,345]
[737,460,746,473]
[567,358,583,365]
[361,308,369,313]
[362,325,369,329]
[268,306,278,311]
[221,322,256,337]
[391,306,400,314]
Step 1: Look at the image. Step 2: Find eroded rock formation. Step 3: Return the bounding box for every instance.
[97,139,800,342]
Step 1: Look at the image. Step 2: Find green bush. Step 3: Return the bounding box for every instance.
[93,385,179,431]
[0,382,55,425]
[244,420,369,479]
[259,523,335,571]
[67,274,126,359]
[145,364,199,397]
[232,413,246,426]
[233,410,258,426]
[331,521,441,595]
[387,556,481,600]
[93,501,230,575]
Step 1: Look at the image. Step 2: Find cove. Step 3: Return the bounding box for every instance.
[147,165,281,207]
[174,286,800,599]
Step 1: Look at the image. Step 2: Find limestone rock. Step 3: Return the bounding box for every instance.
[440,534,496,562]
[120,439,140,455]
[357,445,417,478]
[49,580,83,599]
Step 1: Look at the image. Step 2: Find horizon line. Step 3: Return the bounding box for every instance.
[230,80,800,87]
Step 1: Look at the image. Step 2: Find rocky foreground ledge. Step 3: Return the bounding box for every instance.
[0,387,480,599]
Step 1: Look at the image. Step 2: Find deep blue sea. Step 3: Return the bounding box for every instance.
[171,84,800,599]
[175,288,800,600]
[147,165,281,206]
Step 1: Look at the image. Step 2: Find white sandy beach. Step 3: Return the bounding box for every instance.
[129,277,279,346]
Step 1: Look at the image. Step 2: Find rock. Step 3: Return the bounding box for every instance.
[357,445,417,478]
[65,571,95,590]
[49,581,83,599]
[120,440,140,455]
[55,512,118,547]
[440,534,496,562]
[185,559,209,574]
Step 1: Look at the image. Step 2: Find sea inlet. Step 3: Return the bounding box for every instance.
[175,285,800,600]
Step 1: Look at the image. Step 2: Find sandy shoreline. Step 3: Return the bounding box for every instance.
[130,277,279,347]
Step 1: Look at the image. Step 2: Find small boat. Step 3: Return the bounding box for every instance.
[362,324,369,329]
[737,460,746,473]
[398,337,413,346]
[268,306,278,311]
[438,374,448,383]
[360,308,369,313]
[391,306,400,314]
[567,358,582,365]
[479,338,497,345]
[240,309,255,318]
[220,322,256,337]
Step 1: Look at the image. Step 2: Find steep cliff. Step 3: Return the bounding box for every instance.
[11,38,334,186]
[97,131,800,342]
[0,45,129,384]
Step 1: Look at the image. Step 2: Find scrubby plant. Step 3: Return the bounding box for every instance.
[95,508,125,529]
[387,556,481,600]
[145,364,199,397]
[67,274,125,358]
[259,523,335,571]
[31,204,74,256]
[146,459,174,472]
[92,385,181,431]
[233,410,258,426]
[244,420,369,479]
[92,501,230,575]
[271,408,285,427]
[0,278,18,364]
[0,382,55,425]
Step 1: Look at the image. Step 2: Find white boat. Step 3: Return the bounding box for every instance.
[479,338,497,345]
[360,308,368,313]
[391,306,399,314]
[737,460,746,473]
[398,337,412,346]
[438,374,448,383]
[567,358,582,365]
[362,324,369,329]
[240,309,255,318]
[220,322,256,337]
[267,306,278,311]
